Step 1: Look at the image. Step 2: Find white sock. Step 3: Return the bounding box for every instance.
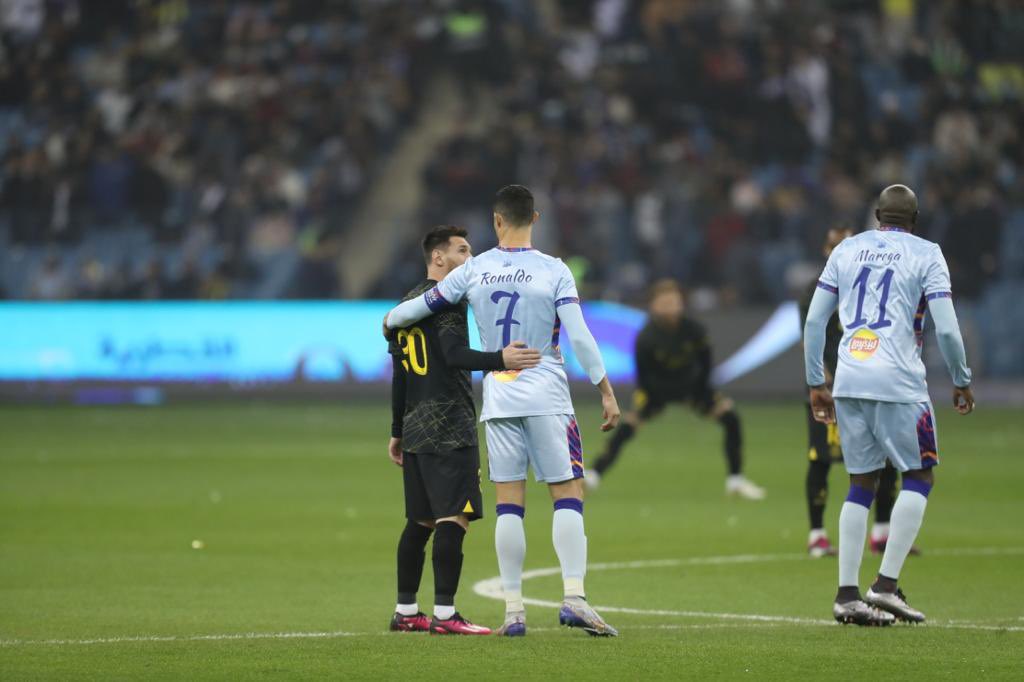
[838,498,871,589]
[552,502,587,598]
[396,603,418,616]
[809,528,828,543]
[495,509,526,613]
[433,605,455,620]
[878,490,928,580]
[871,522,890,540]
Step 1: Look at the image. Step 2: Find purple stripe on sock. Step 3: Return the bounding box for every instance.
[845,484,875,509]
[553,498,583,514]
[496,503,525,518]
[901,477,932,498]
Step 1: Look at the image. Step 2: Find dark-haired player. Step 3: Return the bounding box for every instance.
[805,184,974,626]
[388,225,542,635]
[801,228,904,557]
[585,279,766,500]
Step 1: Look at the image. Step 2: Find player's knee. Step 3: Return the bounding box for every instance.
[718,409,740,429]
[711,398,736,420]
[849,471,881,490]
[549,477,583,502]
[409,518,434,532]
[904,468,934,487]
[435,515,469,531]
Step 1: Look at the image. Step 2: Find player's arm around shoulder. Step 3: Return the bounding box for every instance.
[385,260,476,333]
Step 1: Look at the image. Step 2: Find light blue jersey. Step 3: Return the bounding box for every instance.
[817,227,953,403]
[425,247,587,421]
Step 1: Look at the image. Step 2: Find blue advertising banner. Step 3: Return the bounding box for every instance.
[0,301,798,385]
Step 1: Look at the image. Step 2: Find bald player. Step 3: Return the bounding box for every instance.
[804,184,974,626]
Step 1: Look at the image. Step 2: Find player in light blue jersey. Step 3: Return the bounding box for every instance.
[804,184,975,626]
[386,185,622,637]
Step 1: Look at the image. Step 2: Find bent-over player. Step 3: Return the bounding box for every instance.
[586,279,765,500]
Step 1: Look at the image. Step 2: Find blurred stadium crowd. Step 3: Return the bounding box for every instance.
[1,1,1023,373]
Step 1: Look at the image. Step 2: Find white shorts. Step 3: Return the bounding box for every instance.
[484,414,583,484]
[834,398,939,475]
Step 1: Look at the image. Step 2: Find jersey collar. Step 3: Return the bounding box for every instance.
[878,225,909,233]
[497,246,534,252]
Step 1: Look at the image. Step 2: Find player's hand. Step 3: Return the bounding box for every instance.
[953,385,975,415]
[600,391,621,431]
[809,385,836,424]
[502,342,541,370]
[388,437,403,467]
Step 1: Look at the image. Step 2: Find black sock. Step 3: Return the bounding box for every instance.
[836,585,861,603]
[806,459,831,530]
[432,521,466,609]
[718,410,742,476]
[593,422,636,475]
[396,521,433,605]
[872,574,898,593]
[875,465,898,524]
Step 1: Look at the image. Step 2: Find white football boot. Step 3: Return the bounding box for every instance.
[833,599,896,626]
[865,587,926,623]
[726,475,766,500]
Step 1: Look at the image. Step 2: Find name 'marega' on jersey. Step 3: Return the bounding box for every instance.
[425,247,580,421]
[389,279,479,453]
[816,227,953,403]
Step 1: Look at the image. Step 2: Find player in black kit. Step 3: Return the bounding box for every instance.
[585,279,766,500]
[801,228,910,557]
[387,225,542,635]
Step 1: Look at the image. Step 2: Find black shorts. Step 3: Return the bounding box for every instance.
[632,386,718,420]
[403,446,483,523]
[806,402,843,462]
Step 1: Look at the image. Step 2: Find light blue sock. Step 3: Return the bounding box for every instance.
[552,499,586,598]
[879,479,931,580]
[838,485,874,590]
[495,504,526,613]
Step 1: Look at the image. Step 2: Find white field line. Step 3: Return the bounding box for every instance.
[472,546,1024,632]
[2,548,1021,647]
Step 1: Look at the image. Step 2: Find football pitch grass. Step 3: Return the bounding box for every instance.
[1,400,1022,680]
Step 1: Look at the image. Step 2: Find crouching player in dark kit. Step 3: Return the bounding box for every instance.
[387,225,542,635]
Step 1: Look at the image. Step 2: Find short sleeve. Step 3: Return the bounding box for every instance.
[554,261,580,308]
[429,258,473,311]
[816,244,841,294]
[923,244,953,300]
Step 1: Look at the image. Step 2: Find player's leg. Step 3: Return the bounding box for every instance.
[865,402,937,623]
[420,446,490,635]
[390,452,434,632]
[529,415,617,636]
[486,418,530,636]
[585,389,661,488]
[699,393,765,500]
[805,403,836,556]
[870,463,898,553]
[831,399,895,625]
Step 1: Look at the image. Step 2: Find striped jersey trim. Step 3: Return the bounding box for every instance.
[424,286,450,312]
[555,297,580,307]
[817,281,838,294]
[925,291,952,300]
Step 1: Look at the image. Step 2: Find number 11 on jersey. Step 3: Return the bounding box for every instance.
[847,266,894,330]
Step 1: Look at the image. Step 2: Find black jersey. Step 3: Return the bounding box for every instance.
[634,317,712,399]
[799,280,843,380]
[389,279,504,454]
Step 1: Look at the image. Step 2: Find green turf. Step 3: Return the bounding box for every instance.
[1,401,1022,680]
